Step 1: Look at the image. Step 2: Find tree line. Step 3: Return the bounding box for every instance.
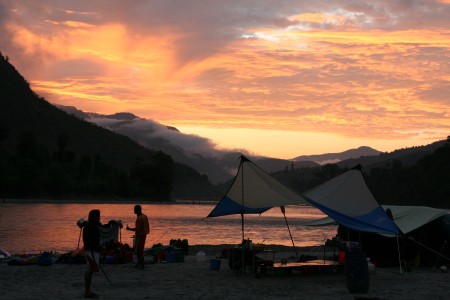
[0,131,173,201]
[271,142,450,209]
[1,126,448,207]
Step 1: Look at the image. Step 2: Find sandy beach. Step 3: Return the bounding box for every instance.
[1,245,449,300]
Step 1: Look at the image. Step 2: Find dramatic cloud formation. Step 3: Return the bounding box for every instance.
[90,115,223,157]
[1,0,449,158]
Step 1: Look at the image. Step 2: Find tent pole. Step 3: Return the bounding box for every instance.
[240,212,245,275]
[241,211,245,244]
[408,237,450,262]
[280,206,299,260]
[396,235,403,274]
[433,241,447,270]
[240,156,245,275]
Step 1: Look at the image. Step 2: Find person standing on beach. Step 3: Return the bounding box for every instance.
[83,209,102,298]
[126,205,150,269]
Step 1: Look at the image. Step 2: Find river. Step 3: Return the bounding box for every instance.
[0,202,337,254]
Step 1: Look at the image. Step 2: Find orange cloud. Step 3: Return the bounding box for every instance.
[2,1,449,158]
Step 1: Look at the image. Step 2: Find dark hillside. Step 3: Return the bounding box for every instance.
[270,140,450,208]
[337,140,447,170]
[0,54,156,170]
[293,146,380,164]
[366,143,450,207]
[0,53,216,200]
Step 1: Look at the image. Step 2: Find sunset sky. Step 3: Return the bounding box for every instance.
[1,0,449,159]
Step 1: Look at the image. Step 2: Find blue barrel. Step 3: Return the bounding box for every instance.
[165,250,176,262]
[210,258,221,270]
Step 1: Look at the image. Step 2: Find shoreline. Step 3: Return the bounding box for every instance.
[0,198,218,204]
[1,247,449,300]
[1,244,324,258]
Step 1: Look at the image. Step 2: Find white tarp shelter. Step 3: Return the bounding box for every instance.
[301,167,399,235]
[303,205,449,235]
[208,157,399,236]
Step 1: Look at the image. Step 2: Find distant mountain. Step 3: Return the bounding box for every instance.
[292,140,448,172]
[271,139,450,208]
[3,51,446,203]
[337,140,448,170]
[68,106,442,185]
[292,146,381,165]
[58,105,237,184]
[249,157,319,172]
[59,105,320,184]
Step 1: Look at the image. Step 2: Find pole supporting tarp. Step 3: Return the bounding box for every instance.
[408,237,450,262]
[280,206,299,260]
[396,236,403,274]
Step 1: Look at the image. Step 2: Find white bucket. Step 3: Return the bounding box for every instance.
[367,258,375,274]
[196,251,206,262]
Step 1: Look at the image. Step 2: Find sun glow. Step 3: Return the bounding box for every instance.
[2,1,450,158]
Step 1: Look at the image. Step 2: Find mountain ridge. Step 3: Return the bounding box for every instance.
[57,105,447,185]
[292,146,381,165]
[1,51,448,206]
[0,52,216,200]
[59,105,391,183]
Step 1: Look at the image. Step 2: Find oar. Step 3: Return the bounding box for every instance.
[98,263,112,285]
[92,250,112,285]
[77,228,82,249]
[76,218,86,249]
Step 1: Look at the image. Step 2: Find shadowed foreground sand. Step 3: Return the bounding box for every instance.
[1,246,449,300]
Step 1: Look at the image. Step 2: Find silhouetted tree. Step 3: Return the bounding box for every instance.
[57,133,69,152]
[0,122,8,145]
[17,132,37,159]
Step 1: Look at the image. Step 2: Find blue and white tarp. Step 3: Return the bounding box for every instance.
[302,169,400,235]
[303,205,448,235]
[207,156,308,217]
[207,156,399,236]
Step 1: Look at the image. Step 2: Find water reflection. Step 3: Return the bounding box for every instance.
[0,203,336,254]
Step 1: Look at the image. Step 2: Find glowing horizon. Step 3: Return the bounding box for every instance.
[1,1,449,159]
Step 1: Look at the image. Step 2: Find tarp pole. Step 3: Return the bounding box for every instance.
[240,211,245,275]
[433,241,447,270]
[280,206,299,260]
[240,156,245,275]
[408,237,450,262]
[396,235,403,274]
[241,211,245,245]
[241,155,245,247]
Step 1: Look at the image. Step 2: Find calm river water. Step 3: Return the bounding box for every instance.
[0,202,337,254]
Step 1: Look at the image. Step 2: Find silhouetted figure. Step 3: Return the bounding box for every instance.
[126,205,150,269]
[83,209,102,298]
